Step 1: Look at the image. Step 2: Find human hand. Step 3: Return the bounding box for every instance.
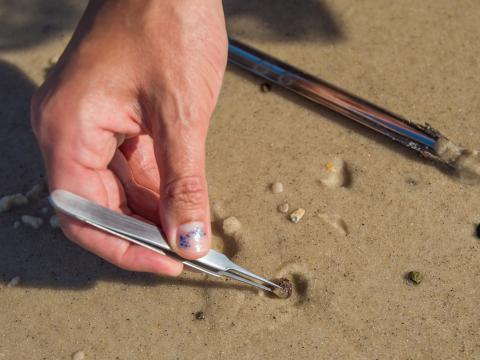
[31,0,227,275]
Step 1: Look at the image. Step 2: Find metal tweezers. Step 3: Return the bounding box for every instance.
[49,190,281,293]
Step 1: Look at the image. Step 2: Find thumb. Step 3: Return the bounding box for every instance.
[154,118,211,260]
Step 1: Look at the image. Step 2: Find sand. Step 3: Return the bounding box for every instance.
[1,1,480,359]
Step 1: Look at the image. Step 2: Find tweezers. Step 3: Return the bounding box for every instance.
[49,189,281,293]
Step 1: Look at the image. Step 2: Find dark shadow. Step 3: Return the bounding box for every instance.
[0,0,85,50]
[224,0,344,42]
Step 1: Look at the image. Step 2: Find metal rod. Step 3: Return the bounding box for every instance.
[228,38,453,166]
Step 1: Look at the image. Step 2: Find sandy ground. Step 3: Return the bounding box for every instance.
[1,1,480,359]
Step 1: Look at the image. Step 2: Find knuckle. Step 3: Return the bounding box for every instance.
[164,176,206,210]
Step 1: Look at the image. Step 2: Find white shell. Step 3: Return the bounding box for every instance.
[289,208,306,223]
[222,216,242,236]
[270,182,284,194]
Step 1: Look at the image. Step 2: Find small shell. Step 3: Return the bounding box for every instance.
[270,182,284,194]
[21,215,43,229]
[49,215,60,229]
[321,157,348,188]
[289,208,305,223]
[7,276,21,287]
[72,351,85,360]
[277,202,289,214]
[318,213,348,236]
[222,216,241,236]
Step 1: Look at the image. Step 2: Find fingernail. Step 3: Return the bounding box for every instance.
[177,222,207,253]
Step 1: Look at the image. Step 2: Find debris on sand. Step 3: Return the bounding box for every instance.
[72,351,85,360]
[271,278,293,299]
[222,216,241,237]
[194,311,205,320]
[407,271,423,285]
[49,215,60,229]
[21,215,43,229]
[289,208,305,224]
[318,213,348,236]
[321,157,349,188]
[7,276,21,288]
[0,194,29,213]
[270,182,284,194]
[277,202,289,214]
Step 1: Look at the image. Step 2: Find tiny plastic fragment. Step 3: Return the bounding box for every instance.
[277,202,289,214]
[7,276,21,287]
[21,215,43,229]
[271,278,293,299]
[270,182,284,194]
[289,208,305,223]
[321,157,349,188]
[222,216,241,236]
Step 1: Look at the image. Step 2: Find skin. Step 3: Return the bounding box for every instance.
[31,0,228,276]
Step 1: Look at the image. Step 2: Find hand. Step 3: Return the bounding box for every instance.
[31,0,227,276]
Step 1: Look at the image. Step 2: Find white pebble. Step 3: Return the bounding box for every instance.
[25,183,46,201]
[270,182,284,194]
[7,276,21,287]
[222,216,242,236]
[0,194,28,212]
[13,221,21,229]
[21,215,43,229]
[72,351,85,360]
[49,215,60,229]
[41,207,49,214]
[289,208,305,223]
[277,202,289,214]
[321,157,349,188]
[318,213,348,236]
[49,54,60,66]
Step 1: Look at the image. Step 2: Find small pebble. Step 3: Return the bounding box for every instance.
[222,216,241,236]
[13,221,21,229]
[41,207,49,214]
[277,202,289,214]
[195,311,205,320]
[289,208,305,223]
[7,276,21,287]
[72,351,85,360]
[25,183,47,200]
[49,215,60,229]
[272,278,293,299]
[21,215,43,229]
[321,157,349,188]
[0,194,29,212]
[408,271,423,284]
[260,83,271,93]
[270,182,284,194]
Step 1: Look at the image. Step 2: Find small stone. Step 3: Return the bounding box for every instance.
[321,157,349,188]
[7,276,21,287]
[260,83,271,93]
[222,216,241,236]
[277,202,289,214]
[408,271,423,284]
[13,221,21,229]
[21,215,43,229]
[271,278,293,299]
[195,311,205,320]
[72,351,85,360]
[25,183,47,201]
[270,182,284,194]
[41,207,49,214]
[49,215,60,229]
[289,208,305,223]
